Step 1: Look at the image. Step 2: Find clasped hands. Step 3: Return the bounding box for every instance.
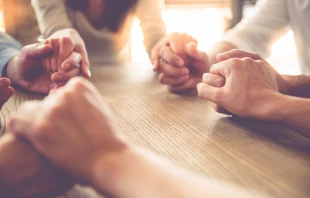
[152,33,289,121]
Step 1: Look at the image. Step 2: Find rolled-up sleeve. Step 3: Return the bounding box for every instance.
[31,0,73,38]
[136,0,166,57]
[0,33,21,76]
[223,0,290,58]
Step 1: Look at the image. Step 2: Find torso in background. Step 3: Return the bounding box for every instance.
[2,0,40,45]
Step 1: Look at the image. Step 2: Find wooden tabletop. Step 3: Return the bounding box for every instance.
[2,63,310,198]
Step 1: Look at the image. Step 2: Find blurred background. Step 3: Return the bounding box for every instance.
[0,0,299,74]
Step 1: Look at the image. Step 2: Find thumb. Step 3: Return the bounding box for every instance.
[75,45,91,78]
[23,43,53,59]
[186,42,206,60]
[186,42,208,66]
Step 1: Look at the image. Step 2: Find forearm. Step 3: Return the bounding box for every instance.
[263,93,310,137]
[90,147,264,198]
[282,75,310,98]
[0,134,71,198]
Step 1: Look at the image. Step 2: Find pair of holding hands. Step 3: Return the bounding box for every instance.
[0,28,90,109]
[152,33,288,120]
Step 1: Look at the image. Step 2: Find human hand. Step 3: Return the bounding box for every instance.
[216,49,289,93]
[197,54,281,120]
[43,28,91,78]
[201,49,288,116]
[6,43,82,94]
[0,78,14,109]
[9,77,128,185]
[0,134,73,198]
[151,33,209,92]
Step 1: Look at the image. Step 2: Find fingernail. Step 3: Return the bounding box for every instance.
[177,60,184,67]
[87,69,91,78]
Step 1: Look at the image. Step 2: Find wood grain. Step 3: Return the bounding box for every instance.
[2,63,310,198]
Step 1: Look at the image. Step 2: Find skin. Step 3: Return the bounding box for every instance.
[9,78,267,198]
[198,49,310,137]
[0,78,14,109]
[5,43,82,94]
[152,34,236,93]
[0,134,73,198]
[43,29,91,78]
[0,43,83,197]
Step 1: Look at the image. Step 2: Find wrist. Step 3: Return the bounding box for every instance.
[89,144,136,196]
[260,91,292,122]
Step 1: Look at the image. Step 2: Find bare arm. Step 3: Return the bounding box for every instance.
[0,134,72,198]
[264,94,310,137]
[91,147,266,198]
[282,75,310,98]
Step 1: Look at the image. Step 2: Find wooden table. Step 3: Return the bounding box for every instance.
[2,63,310,198]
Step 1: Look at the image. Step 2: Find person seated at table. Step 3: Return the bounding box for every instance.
[31,0,166,76]
[0,32,84,198]
[8,77,267,198]
[0,33,83,109]
[197,49,310,137]
[152,0,310,93]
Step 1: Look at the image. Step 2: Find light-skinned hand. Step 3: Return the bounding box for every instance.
[43,28,91,78]
[151,33,209,93]
[9,77,128,184]
[0,78,14,109]
[6,43,82,94]
[0,134,73,198]
[197,54,281,120]
[201,49,288,116]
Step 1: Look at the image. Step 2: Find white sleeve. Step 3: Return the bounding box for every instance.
[136,0,166,56]
[223,0,290,58]
[31,0,73,38]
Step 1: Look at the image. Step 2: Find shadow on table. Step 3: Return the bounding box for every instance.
[214,116,310,150]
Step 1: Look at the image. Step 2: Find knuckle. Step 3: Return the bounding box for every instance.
[229,58,242,69]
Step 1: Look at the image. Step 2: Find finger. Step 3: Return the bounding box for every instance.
[151,38,169,71]
[22,43,53,59]
[51,68,80,83]
[0,78,11,89]
[159,59,189,77]
[58,37,75,71]
[159,46,184,67]
[186,42,208,64]
[202,73,226,87]
[210,58,242,77]
[50,39,60,72]
[75,45,91,78]
[41,40,53,73]
[197,83,224,104]
[61,52,82,71]
[8,102,41,137]
[158,73,189,85]
[217,49,262,62]
[168,79,194,93]
[0,87,14,107]
[152,58,159,72]
[210,102,232,115]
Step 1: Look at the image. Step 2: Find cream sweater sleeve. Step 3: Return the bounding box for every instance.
[31,0,73,38]
[136,0,166,57]
[223,0,290,58]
